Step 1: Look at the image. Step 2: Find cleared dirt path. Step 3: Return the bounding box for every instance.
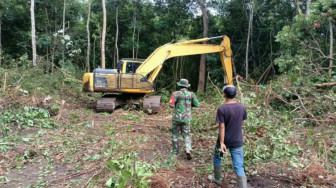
[1,101,291,187]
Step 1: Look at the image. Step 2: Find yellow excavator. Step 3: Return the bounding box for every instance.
[82,35,233,113]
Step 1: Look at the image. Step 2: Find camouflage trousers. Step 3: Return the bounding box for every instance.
[171,120,191,154]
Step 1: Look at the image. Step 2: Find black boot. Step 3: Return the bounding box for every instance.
[207,165,222,185]
[172,140,179,154]
[237,176,247,188]
[186,151,192,160]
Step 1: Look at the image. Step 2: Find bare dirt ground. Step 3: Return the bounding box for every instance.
[0,95,326,187]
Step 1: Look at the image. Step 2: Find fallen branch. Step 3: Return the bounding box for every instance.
[207,72,223,98]
[55,100,65,121]
[188,164,209,167]
[145,116,171,121]
[0,143,17,145]
[48,167,99,185]
[314,82,336,88]
[257,61,274,85]
[293,118,331,122]
[271,91,297,107]
[294,92,321,125]
[82,156,112,188]
[116,121,170,131]
[198,125,217,132]
[235,75,243,102]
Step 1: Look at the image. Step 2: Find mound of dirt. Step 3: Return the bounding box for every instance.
[150,174,169,188]
[300,163,332,185]
[175,165,194,179]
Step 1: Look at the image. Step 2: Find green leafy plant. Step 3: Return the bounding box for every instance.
[106,152,153,188]
[0,106,55,137]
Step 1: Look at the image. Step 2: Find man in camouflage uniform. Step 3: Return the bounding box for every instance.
[169,78,200,160]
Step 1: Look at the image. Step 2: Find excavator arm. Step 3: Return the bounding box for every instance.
[136,35,233,84]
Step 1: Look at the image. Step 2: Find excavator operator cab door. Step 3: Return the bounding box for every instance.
[121,60,142,74]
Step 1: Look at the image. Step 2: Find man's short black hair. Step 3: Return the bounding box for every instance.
[223,85,236,98]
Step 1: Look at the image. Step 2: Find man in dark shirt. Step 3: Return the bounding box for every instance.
[208,85,247,188]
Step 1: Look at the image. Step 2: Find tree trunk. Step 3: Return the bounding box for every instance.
[45,7,49,71]
[245,0,253,79]
[101,0,106,69]
[62,0,66,64]
[196,0,208,93]
[132,13,136,59]
[31,0,37,67]
[296,0,302,15]
[86,0,92,72]
[93,36,96,69]
[51,6,57,73]
[0,16,2,66]
[136,25,140,58]
[305,0,311,19]
[113,4,119,68]
[329,18,333,77]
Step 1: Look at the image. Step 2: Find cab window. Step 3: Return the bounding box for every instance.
[126,62,141,73]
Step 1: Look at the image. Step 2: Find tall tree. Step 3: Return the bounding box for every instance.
[0,1,2,66]
[101,0,106,69]
[31,0,37,66]
[196,0,208,92]
[306,0,311,19]
[329,17,333,77]
[132,9,136,59]
[62,0,66,64]
[245,0,253,79]
[113,3,119,68]
[86,0,92,72]
[0,14,2,66]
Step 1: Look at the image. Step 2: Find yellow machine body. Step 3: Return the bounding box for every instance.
[82,35,233,95]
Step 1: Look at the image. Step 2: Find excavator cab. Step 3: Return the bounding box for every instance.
[117,59,144,73]
[120,58,144,73]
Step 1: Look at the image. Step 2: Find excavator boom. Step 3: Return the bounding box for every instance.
[136,35,233,84]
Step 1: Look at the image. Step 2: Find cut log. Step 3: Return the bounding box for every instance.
[314,82,336,87]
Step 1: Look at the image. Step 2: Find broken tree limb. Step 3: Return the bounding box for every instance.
[55,100,65,121]
[235,75,243,102]
[293,118,330,122]
[0,143,16,145]
[52,64,81,84]
[199,125,217,132]
[314,82,336,88]
[294,92,321,125]
[82,156,112,188]
[207,72,223,97]
[48,167,99,185]
[257,61,274,85]
[269,90,298,108]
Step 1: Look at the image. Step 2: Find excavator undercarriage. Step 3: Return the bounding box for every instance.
[96,94,161,113]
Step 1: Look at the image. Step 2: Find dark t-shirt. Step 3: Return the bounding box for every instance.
[216,103,247,148]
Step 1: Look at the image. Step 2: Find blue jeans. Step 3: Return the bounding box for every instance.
[213,142,246,176]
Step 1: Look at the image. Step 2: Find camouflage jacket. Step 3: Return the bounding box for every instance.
[169,88,200,123]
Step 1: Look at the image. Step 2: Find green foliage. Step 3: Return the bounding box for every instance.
[0,65,83,97]
[106,152,153,188]
[155,88,171,103]
[275,0,336,77]
[0,106,55,137]
[191,85,224,132]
